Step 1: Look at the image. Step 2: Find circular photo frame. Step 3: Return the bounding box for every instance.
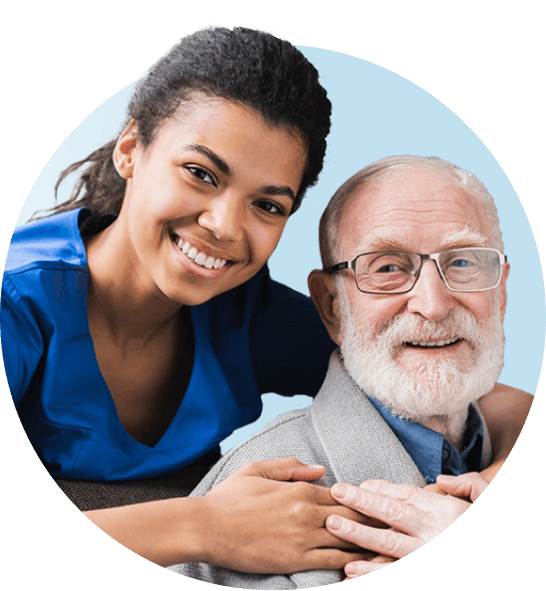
[12,44,544,451]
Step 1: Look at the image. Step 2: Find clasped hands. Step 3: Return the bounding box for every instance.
[199,459,488,578]
[325,472,489,578]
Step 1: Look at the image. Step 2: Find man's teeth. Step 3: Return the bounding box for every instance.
[175,238,227,270]
[408,338,459,348]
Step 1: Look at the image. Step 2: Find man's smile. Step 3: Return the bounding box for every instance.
[403,337,462,349]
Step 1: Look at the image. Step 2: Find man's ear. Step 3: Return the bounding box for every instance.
[308,270,342,346]
[499,261,510,322]
[113,119,139,180]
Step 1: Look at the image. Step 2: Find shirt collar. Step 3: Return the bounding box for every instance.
[368,397,485,485]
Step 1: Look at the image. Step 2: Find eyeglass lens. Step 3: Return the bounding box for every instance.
[354,249,501,293]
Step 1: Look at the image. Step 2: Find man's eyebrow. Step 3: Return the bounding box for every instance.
[352,226,489,255]
[354,231,412,253]
[439,227,489,249]
[184,144,231,176]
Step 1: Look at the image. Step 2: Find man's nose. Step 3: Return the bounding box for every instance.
[405,259,457,322]
[198,191,245,242]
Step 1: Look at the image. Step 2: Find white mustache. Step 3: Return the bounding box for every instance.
[337,280,505,427]
[376,309,485,350]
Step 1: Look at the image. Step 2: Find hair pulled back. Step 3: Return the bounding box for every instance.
[47,27,331,219]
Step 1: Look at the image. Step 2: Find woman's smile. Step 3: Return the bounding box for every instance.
[169,229,231,274]
[173,236,228,270]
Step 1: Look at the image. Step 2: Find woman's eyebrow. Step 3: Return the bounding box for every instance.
[261,185,296,201]
[184,144,231,176]
[183,144,296,201]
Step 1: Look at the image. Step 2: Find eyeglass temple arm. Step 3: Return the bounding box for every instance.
[326,262,350,274]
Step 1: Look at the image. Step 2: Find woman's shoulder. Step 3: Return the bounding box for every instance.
[4,208,89,275]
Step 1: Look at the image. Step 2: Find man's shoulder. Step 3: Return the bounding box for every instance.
[173,405,343,588]
[192,408,325,495]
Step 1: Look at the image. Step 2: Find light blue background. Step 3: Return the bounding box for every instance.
[16,47,545,453]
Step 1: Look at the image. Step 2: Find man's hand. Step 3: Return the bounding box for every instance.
[198,458,378,573]
[325,473,489,578]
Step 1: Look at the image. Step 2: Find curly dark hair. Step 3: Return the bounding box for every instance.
[43,27,331,220]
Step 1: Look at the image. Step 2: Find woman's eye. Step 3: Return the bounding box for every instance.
[187,166,216,186]
[255,201,285,216]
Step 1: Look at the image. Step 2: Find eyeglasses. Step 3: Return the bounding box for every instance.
[327,247,507,294]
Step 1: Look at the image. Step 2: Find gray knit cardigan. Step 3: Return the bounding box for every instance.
[168,351,491,588]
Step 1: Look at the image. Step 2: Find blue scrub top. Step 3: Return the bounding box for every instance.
[1,209,334,481]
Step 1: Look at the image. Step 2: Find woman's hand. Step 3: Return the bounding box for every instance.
[86,457,378,570]
[325,473,489,578]
[197,458,379,573]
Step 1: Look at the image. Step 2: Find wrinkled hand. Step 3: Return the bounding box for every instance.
[198,458,378,574]
[326,473,489,578]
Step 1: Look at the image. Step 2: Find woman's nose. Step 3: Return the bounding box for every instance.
[198,192,245,242]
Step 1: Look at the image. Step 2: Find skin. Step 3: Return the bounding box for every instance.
[309,169,509,374]
[87,96,307,319]
[87,458,376,570]
[327,473,489,577]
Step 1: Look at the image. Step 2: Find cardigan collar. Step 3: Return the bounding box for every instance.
[309,351,426,488]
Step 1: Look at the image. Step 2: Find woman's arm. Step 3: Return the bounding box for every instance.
[478,382,533,482]
[424,382,533,495]
[85,458,373,571]
[85,495,206,567]
[1,277,44,404]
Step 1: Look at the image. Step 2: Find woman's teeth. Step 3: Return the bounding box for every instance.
[175,237,227,270]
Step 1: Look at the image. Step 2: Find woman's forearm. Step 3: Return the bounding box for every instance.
[85,496,208,566]
[478,382,533,481]
[83,458,372,572]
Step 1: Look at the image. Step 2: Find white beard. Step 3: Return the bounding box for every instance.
[337,283,505,432]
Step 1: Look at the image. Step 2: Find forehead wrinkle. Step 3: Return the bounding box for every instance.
[352,228,413,254]
[353,225,490,256]
[348,201,485,244]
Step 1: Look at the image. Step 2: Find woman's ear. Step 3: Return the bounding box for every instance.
[113,120,139,179]
[308,270,342,346]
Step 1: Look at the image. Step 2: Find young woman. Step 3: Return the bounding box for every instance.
[1,27,531,571]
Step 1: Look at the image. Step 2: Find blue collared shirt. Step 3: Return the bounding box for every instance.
[368,397,485,485]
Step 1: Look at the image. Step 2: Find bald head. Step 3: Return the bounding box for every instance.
[319,155,503,270]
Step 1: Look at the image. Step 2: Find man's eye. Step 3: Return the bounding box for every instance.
[451,258,473,268]
[377,264,402,274]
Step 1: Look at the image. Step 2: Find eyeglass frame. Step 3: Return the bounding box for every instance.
[326,247,508,295]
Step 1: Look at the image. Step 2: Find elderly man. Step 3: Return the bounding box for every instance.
[170,155,516,587]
